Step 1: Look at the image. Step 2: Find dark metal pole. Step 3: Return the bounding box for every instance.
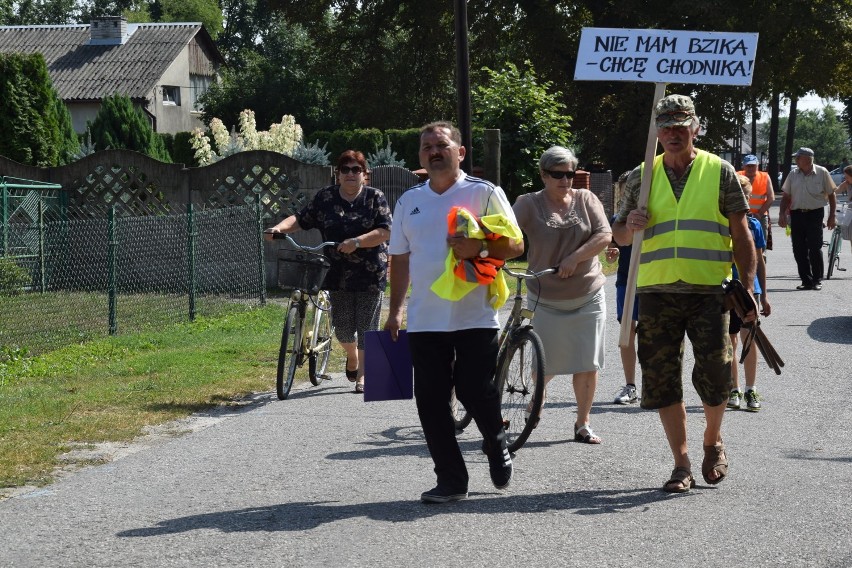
[108,205,117,335]
[187,203,197,321]
[454,0,472,173]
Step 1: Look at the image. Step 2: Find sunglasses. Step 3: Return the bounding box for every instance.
[338,165,364,174]
[656,111,693,123]
[544,169,576,179]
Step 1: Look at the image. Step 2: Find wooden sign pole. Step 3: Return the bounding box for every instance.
[618,81,667,348]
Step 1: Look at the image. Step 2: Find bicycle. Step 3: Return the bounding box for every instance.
[267,233,338,400]
[825,204,847,279]
[454,265,556,453]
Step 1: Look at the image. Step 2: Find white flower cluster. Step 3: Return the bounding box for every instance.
[190,110,304,166]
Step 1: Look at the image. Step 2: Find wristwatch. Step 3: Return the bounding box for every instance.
[353,237,361,249]
[478,240,489,258]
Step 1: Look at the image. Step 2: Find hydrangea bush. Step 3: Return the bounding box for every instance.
[191,110,304,166]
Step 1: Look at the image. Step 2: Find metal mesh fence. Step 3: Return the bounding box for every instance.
[1,187,265,355]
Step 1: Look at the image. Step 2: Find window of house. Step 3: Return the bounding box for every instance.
[189,74,213,111]
[162,86,180,106]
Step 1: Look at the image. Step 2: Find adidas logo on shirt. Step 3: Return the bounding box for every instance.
[410,207,421,215]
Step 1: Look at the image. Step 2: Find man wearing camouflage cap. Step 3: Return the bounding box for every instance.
[612,94,757,493]
[777,147,837,291]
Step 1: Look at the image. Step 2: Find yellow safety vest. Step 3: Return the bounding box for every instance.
[638,150,733,287]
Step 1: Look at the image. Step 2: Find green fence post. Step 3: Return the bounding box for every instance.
[187,203,197,321]
[1,181,7,256]
[256,199,266,306]
[38,198,46,292]
[108,205,117,335]
[59,189,69,265]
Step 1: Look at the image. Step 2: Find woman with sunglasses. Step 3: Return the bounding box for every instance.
[511,146,612,444]
[265,150,392,393]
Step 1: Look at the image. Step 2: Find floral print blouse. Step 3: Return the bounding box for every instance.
[296,185,392,292]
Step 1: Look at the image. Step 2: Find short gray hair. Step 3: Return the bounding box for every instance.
[539,146,578,172]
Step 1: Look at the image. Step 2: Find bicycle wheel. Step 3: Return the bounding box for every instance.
[826,229,841,279]
[309,292,333,385]
[276,304,302,400]
[495,327,546,453]
[450,388,473,432]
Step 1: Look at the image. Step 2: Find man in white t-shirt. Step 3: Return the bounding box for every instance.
[384,122,524,503]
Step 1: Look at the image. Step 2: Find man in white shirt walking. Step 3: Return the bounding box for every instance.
[384,121,524,503]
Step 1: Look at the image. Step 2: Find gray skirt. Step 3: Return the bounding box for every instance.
[528,288,606,375]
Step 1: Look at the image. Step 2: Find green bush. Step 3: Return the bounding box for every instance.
[385,128,421,168]
[0,257,29,296]
[348,128,384,157]
[327,129,353,161]
[292,140,331,166]
[0,53,78,167]
[367,138,405,167]
[308,127,487,174]
[88,94,171,162]
[169,131,199,166]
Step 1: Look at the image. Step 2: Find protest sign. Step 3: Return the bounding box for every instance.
[575,28,758,86]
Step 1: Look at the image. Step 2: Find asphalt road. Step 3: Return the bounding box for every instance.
[1,198,851,568]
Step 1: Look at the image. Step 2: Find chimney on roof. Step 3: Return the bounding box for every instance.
[89,16,129,45]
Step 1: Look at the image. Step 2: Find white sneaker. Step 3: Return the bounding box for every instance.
[744,389,761,412]
[613,384,638,405]
[727,389,741,410]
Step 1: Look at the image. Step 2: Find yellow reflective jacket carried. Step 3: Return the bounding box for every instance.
[431,206,523,308]
[638,150,733,287]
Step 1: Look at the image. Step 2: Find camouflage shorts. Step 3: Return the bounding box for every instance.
[637,292,733,409]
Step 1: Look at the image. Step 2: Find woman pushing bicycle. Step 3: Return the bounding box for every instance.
[512,146,612,444]
[265,150,392,394]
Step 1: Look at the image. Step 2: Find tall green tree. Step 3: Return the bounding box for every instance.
[759,106,848,167]
[157,0,223,38]
[53,92,81,164]
[0,52,78,166]
[88,93,170,161]
[0,0,13,24]
[473,61,572,200]
[4,0,77,24]
[200,18,330,131]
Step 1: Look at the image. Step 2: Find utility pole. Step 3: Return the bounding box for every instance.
[454,0,472,173]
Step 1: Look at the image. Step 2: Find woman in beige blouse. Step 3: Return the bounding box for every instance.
[512,146,612,444]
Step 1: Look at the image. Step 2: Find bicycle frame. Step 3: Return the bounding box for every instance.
[498,266,557,348]
[825,204,847,279]
[288,289,333,363]
[492,266,557,452]
[267,232,337,398]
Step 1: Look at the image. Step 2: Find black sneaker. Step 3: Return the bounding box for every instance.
[420,485,468,504]
[488,446,513,490]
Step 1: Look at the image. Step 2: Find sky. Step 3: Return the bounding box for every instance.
[784,93,844,114]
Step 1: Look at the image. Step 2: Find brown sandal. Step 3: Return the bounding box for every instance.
[663,467,695,493]
[702,442,729,485]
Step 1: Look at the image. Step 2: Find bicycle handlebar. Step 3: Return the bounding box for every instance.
[265,231,338,251]
[502,266,558,280]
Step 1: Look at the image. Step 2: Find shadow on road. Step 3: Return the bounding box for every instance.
[116,486,699,537]
[807,316,852,344]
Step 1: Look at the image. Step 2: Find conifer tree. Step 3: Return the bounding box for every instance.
[88,94,171,162]
[0,52,77,166]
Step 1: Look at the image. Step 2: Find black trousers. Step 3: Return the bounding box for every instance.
[790,208,825,286]
[408,329,506,491]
